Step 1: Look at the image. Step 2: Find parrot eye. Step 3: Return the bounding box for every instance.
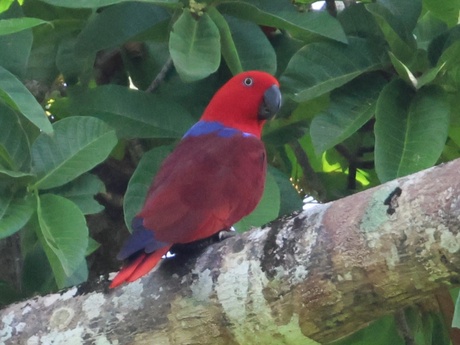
[243,77,253,87]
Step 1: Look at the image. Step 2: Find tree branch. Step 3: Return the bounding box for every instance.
[2,159,460,345]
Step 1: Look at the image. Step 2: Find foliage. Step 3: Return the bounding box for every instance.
[0,0,459,343]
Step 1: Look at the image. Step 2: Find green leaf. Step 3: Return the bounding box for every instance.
[389,48,446,90]
[224,15,277,74]
[0,194,34,239]
[207,7,242,75]
[281,37,386,102]
[75,2,169,56]
[329,315,404,345]
[0,2,33,77]
[36,194,88,288]
[311,74,387,155]
[124,146,172,231]
[234,171,280,232]
[24,19,84,85]
[86,237,101,256]
[56,35,93,83]
[0,1,15,14]
[375,79,450,182]
[438,40,460,71]
[365,2,418,64]
[454,291,460,329]
[0,17,49,35]
[337,3,382,40]
[0,169,34,180]
[31,116,117,190]
[218,0,347,43]
[0,65,52,134]
[169,10,221,82]
[269,166,302,217]
[54,85,195,139]
[63,259,88,287]
[49,173,105,215]
[21,241,56,296]
[37,0,180,9]
[414,12,448,51]
[373,0,421,33]
[0,103,31,172]
[424,0,460,27]
[388,51,418,87]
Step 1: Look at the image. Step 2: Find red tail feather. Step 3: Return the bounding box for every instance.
[109,246,171,288]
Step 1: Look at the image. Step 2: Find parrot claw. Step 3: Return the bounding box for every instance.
[170,228,236,255]
[217,229,236,241]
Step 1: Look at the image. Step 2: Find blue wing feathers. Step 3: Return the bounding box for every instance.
[183,121,253,138]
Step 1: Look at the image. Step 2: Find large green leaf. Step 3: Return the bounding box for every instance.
[423,0,460,27]
[0,65,52,134]
[0,17,49,35]
[49,173,105,215]
[311,74,387,155]
[375,79,450,182]
[224,15,276,74]
[24,17,86,84]
[37,0,180,9]
[372,0,421,34]
[234,171,280,232]
[0,194,34,239]
[0,103,31,172]
[31,116,117,190]
[365,2,418,64]
[36,194,88,288]
[123,146,172,231]
[54,85,195,139]
[75,2,169,56]
[337,3,382,40]
[0,2,33,78]
[281,37,386,102]
[208,7,243,75]
[169,10,221,82]
[218,0,347,43]
[56,35,93,83]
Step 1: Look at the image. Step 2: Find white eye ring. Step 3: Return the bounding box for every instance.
[243,77,253,87]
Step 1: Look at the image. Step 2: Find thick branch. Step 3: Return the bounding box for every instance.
[1,159,460,344]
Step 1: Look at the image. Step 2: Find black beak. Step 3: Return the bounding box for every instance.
[258,84,282,120]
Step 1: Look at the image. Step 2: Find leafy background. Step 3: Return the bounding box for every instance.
[0,0,460,344]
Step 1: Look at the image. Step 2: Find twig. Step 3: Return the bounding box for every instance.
[394,309,416,345]
[325,0,337,17]
[289,140,327,201]
[146,57,173,93]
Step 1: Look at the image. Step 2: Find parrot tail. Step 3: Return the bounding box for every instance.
[109,245,171,288]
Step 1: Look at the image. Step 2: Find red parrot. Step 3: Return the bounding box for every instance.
[110,71,281,288]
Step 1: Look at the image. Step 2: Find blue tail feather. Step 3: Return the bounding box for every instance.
[116,217,168,260]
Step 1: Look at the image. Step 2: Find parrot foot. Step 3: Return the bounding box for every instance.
[170,228,235,255]
[218,229,236,241]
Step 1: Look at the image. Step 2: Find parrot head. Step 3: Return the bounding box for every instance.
[201,71,281,138]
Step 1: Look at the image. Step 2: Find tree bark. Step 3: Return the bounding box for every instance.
[1,159,460,345]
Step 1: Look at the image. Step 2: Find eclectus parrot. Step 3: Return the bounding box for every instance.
[110,71,281,288]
